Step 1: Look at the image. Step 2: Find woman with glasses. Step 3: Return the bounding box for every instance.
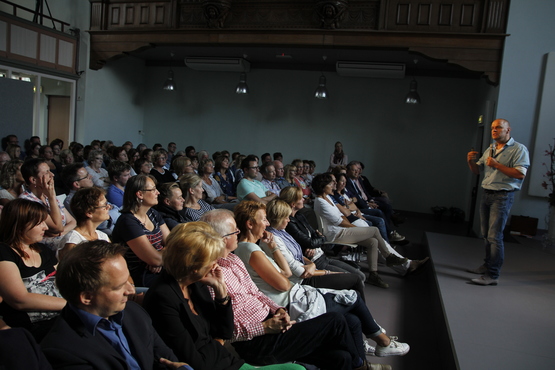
[58,187,111,260]
[112,174,170,287]
[172,156,195,178]
[150,149,176,186]
[85,149,109,189]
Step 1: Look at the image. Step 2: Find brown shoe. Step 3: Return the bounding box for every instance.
[367,272,389,289]
[407,257,430,275]
[354,360,393,370]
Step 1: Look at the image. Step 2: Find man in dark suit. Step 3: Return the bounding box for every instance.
[41,240,191,370]
[344,161,406,243]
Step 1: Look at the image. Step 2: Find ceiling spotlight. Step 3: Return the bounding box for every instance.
[236,72,249,94]
[314,74,328,99]
[405,78,420,104]
[163,52,176,91]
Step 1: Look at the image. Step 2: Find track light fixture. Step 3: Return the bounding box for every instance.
[163,52,176,91]
[405,59,420,104]
[405,78,420,104]
[314,74,328,99]
[236,72,249,94]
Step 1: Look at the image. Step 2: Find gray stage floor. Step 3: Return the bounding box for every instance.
[426,232,555,370]
[356,213,555,370]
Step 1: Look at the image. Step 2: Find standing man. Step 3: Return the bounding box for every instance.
[467,118,530,286]
[41,240,191,369]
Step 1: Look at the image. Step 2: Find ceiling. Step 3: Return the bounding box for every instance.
[129,44,483,79]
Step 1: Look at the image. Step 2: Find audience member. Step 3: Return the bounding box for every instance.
[154,182,186,230]
[39,145,63,194]
[179,173,214,222]
[20,158,76,250]
[166,142,177,166]
[282,164,297,189]
[86,149,110,189]
[260,161,281,196]
[329,141,348,171]
[201,209,392,370]
[200,158,236,208]
[58,149,74,168]
[236,156,277,204]
[150,149,175,185]
[0,199,66,341]
[172,156,195,178]
[6,144,21,160]
[279,186,366,282]
[345,162,405,243]
[291,159,312,201]
[58,187,111,260]
[0,159,24,206]
[112,174,169,287]
[40,240,189,369]
[261,152,272,163]
[0,151,10,166]
[273,152,283,162]
[144,222,304,370]
[70,142,84,163]
[213,155,236,197]
[134,157,153,175]
[106,160,132,208]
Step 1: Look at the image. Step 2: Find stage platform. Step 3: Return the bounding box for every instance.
[425,232,555,370]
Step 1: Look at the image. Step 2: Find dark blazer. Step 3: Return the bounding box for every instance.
[143,271,243,370]
[345,177,372,209]
[41,302,177,369]
[0,327,52,370]
[285,213,326,253]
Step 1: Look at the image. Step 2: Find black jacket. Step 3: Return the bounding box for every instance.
[41,302,178,369]
[285,213,326,253]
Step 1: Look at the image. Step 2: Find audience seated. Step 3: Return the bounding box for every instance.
[291,159,312,201]
[58,149,74,168]
[213,155,237,197]
[279,186,367,282]
[58,187,111,260]
[282,164,297,189]
[345,162,404,243]
[20,158,76,250]
[85,149,110,189]
[201,209,394,370]
[200,158,237,208]
[6,143,22,160]
[144,222,304,370]
[150,149,176,186]
[112,174,169,287]
[154,182,186,230]
[0,159,24,206]
[329,141,349,171]
[40,241,189,369]
[172,156,194,178]
[313,173,413,289]
[134,157,153,175]
[0,150,10,167]
[39,145,63,194]
[273,160,287,189]
[0,199,66,341]
[106,160,132,208]
[260,161,281,196]
[333,173,389,242]
[236,155,277,204]
[0,326,53,370]
[179,173,215,222]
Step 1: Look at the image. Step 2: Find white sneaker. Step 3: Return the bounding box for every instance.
[389,230,405,242]
[375,337,410,357]
[363,339,376,356]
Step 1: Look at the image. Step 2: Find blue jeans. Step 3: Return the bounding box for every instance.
[479,191,515,279]
[324,293,381,359]
[360,208,389,242]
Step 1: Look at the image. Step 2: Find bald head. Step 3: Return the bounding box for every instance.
[491,118,511,144]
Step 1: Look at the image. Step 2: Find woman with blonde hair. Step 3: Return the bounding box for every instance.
[144,222,304,370]
[179,173,214,222]
[234,200,409,363]
[278,186,367,282]
[281,164,297,189]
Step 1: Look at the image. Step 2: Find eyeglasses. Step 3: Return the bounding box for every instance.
[248,166,260,170]
[76,174,91,181]
[142,188,158,192]
[223,229,240,238]
[95,203,113,210]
